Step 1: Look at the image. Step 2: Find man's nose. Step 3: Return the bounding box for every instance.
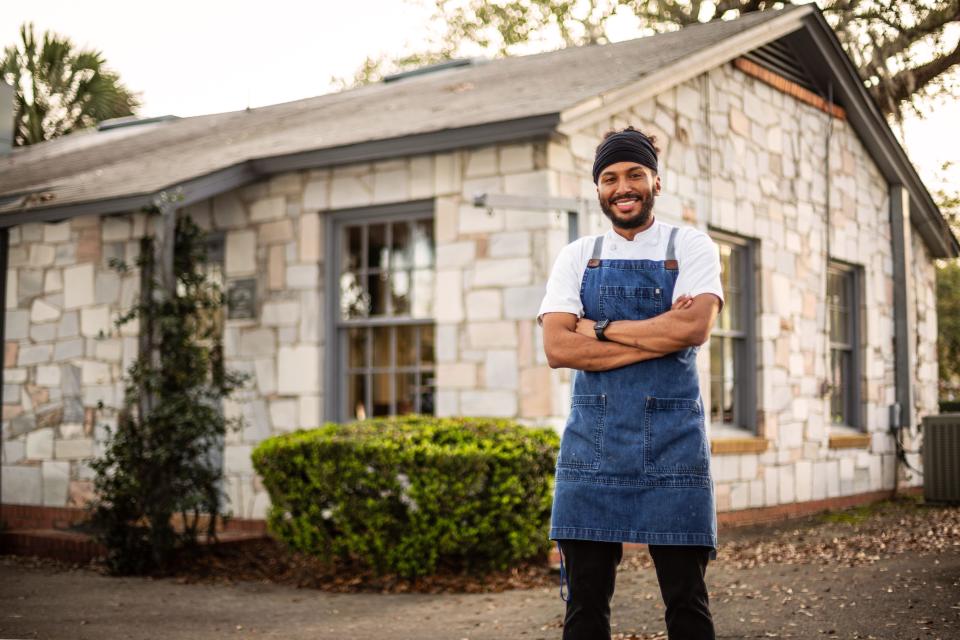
[613,177,632,195]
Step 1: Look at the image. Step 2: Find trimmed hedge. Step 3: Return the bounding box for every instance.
[251,415,560,578]
[939,400,960,413]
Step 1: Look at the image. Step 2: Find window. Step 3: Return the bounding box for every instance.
[709,233,757,432]
[329,204,436,421]
[827,262,861,428]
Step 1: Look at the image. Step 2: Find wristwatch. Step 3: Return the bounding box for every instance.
[594,318,611,341]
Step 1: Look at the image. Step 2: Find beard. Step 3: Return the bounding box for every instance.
[600,191,656,229]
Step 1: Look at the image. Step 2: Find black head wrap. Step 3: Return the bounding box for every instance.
[592,129,658,184]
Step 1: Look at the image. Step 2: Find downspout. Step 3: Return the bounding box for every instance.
[0,228,9,519]
[889,185,916,491]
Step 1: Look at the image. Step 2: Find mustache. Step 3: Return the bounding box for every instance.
[607,192,644,203]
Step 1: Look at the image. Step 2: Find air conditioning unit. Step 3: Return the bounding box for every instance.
[922,413,960,503]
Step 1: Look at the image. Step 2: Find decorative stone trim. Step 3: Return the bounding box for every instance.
[711,437,770,454]
[828,433,872,449]
[734,57,846,120]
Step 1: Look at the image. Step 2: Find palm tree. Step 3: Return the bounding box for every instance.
[0,22,140,147]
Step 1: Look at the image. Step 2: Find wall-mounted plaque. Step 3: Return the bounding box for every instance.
[227,278,256,319]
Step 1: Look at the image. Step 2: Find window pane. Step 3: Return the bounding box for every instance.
[723,336,736,424]
[342,226,363,272]
[718,290,741,332]
[367,273,388,316]
[391,222,412,270]
[718,243,733,292]
[372,373,392,416]
[390,270,411,316]
[710,337,724,424]
[348,374,367,421]
[419,371,436,415]
[397,325,417,368]
[373,326,392,369]
[419,326,435,365]
[411,269,435,318]
[340,272,370,319]
[413,219,434,268]
[830,348,850,424]
[396,372,417,415]
[348,327,366,369]
[368,224,389,270]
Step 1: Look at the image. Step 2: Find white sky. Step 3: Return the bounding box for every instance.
[2,0,957,192]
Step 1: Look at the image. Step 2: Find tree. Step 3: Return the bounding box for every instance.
[935,162,960,398]
[90,214,246,575]
[345,1,960,122]
[0,22,139,147]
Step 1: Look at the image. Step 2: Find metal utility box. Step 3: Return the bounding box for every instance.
[922,413,960,503]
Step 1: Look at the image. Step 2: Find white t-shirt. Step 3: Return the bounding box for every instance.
[537,219,724,322]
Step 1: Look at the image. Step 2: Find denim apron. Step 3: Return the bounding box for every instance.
[550,227,718,559]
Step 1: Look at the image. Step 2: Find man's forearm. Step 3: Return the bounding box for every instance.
[547,330,661,371]
[603,308,710,353]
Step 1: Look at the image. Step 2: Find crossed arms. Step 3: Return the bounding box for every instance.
[541,293,721,371]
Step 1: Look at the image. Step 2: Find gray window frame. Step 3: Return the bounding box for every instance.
[826,259,864,430]
[324,199,436,422]
[707,229,758,434]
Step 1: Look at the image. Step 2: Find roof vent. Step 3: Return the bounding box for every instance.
[382,58,475,83]
[97,114,179,132]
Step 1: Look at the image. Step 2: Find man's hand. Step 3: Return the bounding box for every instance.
[574,294,695,339]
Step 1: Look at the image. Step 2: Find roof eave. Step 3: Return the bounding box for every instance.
[556,5,814,135]
[0,113,561,227]
[799,10,959,259]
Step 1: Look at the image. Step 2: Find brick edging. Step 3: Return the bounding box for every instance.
[716,486,923,529]
[0,504,267,534]
[734,57,846,120]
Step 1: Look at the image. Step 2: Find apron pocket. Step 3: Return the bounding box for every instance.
[599,286,663,321]
[643,397,709,476]
[557,394,606,470]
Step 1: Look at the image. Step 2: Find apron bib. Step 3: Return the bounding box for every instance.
[550,227,718,558]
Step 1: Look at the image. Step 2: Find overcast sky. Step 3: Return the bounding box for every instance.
[2,0,956,191]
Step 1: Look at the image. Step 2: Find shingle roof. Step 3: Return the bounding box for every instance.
[0,7,798,216]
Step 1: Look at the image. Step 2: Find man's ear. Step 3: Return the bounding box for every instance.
[653,173,662,195]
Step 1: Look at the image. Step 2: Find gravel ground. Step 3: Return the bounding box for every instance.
[1,495,958,640]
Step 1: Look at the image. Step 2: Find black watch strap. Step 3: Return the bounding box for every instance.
[595,319,611,341]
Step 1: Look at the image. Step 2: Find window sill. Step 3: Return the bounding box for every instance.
[828,432,871,449]
[710,437,770,455]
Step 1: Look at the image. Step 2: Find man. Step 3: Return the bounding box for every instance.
[538,127,723,640]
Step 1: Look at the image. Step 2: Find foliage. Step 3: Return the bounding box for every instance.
[252,415,560,578]
[89,214,246,575]
[937,259,960,397]
[341,1,960,121]
[935,161,960,398]
[0,22,139,146]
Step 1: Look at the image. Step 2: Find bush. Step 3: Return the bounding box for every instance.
[252,415,559,578]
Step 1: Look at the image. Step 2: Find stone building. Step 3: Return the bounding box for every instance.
[1,5,956,523]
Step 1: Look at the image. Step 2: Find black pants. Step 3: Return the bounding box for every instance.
[558,539,715,640]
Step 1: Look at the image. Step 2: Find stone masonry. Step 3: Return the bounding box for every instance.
[0,59,939,519]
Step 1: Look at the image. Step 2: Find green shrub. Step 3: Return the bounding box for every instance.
[252,415,559,578]
[939,399,960,413]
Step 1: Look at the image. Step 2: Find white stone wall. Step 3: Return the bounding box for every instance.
[2,213,145,508]
[0,60,942,518]
[545,61,937,510]
[0,143,575,517]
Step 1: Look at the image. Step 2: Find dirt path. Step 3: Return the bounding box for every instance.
[3,548,958,639]
[3,499,959,639]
